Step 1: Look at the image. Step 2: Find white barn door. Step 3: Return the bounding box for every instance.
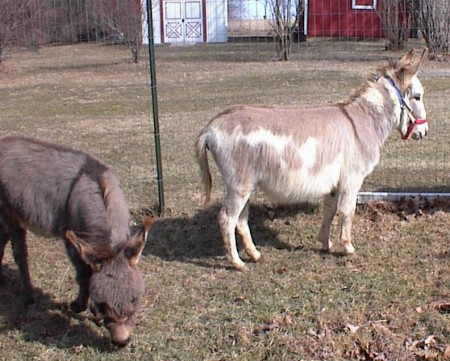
[164,0,203,44]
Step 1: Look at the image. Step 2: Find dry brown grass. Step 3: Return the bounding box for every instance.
[0,41,449,360]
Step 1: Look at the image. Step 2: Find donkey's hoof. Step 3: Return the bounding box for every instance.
[250,250,262,263]
[320,238,333,252]
[238,265,250,273]
[232,262,249,272]
[344,243,355,254]
[70,300,87,313]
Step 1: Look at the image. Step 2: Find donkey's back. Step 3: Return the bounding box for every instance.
[0,135,129,243]
[196,105,361,205]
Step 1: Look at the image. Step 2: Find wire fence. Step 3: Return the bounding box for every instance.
[0,0,449,215]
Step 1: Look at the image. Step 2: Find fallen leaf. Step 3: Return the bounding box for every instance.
[253,313,293,335]
[425,335,438,346]
[407,335,450,360]
[72,345,84,354]
[416,306,426,314]
[444,345,450,358]
[346,323,360,334]
[253,320,280,335]
[274,313,293,326]
[275,266,288,274]
[434,302,450,313]
[233,296,246,304]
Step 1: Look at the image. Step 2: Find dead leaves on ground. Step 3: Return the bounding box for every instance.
[252,313,294,336]
[433,302,450,314]
[344,320,450,360]
[358,197,450,222]
[416,301,450,314]
[406,335,450,360]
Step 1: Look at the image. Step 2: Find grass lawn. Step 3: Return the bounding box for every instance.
[0,40,448,360]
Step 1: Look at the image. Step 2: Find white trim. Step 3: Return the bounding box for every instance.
[303,0,308,35]
[357,192,450,204]
[352,0,377,10]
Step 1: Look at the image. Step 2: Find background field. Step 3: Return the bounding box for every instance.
[0,41,449,360]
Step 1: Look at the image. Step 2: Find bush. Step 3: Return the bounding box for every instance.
[419,0,449,60]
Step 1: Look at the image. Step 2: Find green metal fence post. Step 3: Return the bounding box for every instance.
[145,0,165,215]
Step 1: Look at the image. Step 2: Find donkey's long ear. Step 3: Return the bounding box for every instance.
[65,231,113,272]
[411,47,428,75]
[395,48,415,73]
[124,217,153,268]
[395,48,427,88]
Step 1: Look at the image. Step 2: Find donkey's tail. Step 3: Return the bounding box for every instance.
[195,129,212,206]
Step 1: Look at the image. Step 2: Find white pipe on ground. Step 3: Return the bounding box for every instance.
[357,192,450,204]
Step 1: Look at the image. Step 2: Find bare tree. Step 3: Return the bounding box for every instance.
[10,0,96,45]
[418,0,449,59]
[228,0,246,19]
[262,0,270,19]
[92,0,144,63]
[269,0,304,61]
[0,0,40,63]
[376,0,412,50]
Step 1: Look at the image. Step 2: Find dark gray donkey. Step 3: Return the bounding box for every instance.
[0,135,153,347]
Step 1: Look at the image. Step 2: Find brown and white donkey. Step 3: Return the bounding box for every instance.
[196,48,428,271]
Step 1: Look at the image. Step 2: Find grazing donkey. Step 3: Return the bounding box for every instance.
[196,48,428,271]
[0,135,153,347]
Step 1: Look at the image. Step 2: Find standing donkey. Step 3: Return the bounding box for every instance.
[0,135,153,347]
[196,48,428,271]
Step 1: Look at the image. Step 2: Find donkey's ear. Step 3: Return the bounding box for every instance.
[124,217,153,268]
[411,47,428,75]
[65,231,108,272]
[395,48,415,72]
[395,48,427,87]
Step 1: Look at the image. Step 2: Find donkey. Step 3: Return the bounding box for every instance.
[0,135,153,347]
[196,48,428,271]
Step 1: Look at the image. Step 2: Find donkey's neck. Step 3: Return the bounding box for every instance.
[345,78,398,150]
[100,171,131,249]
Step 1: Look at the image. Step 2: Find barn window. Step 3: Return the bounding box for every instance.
[352,0,377,10]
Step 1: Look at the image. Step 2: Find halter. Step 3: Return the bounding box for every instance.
[387,77,428,140]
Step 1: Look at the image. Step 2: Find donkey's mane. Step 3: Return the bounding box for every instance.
[341,60,398,106]
[98,171,130,249]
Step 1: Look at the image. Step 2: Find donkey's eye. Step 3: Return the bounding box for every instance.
[413,95,422,101]
[96,302,108,314]
[103,317,115,325]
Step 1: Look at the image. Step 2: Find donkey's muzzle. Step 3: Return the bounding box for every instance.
[403,118,428,140]
[105,318,134,348]
[111,336,131,348]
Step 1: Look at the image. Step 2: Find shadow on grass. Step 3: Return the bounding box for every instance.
[0,266,115,352]
[144,202,329,268]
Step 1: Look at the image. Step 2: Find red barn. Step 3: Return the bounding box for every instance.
[305,0,382,38]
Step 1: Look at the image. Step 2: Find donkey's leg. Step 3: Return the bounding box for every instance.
[337,189,359,254]
[0,229,9,284]
[236,200,261,263]
[10,226,35,304]
[219,190,251,271]
[64,240,92,312]
[317,192,339,251]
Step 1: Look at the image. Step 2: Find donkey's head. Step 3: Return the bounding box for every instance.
[66,217,153,347]
[389,48,428,140]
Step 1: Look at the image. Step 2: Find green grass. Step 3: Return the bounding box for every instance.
[0,41,449,360]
